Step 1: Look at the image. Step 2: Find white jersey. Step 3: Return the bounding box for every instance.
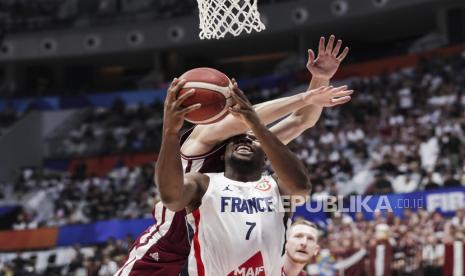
[187,173,289,276]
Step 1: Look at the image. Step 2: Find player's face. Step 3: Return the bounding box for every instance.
[285,225,319,264]
[225,133,265,165]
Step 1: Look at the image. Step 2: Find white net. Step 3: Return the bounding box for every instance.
[196,0,266,40]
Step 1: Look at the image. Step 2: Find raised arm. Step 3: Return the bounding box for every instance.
[181,83,351,155]
[270,35,351,144]
[182,35,350,155]
[270,85,353,145]
[155,78,208,212]
[228,83,310,197]
[181,88,309,155]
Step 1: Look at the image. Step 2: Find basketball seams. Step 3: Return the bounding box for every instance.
[183,81,231,97]
[180,67,230,87]
[187,96,232,124]
[178,67,234,124]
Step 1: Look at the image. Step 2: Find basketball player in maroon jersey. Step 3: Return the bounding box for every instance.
[116,35,350,276]
[282,220,320,276]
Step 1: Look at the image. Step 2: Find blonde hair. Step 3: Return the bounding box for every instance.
[291,218,318,230]
[287,218,320,242]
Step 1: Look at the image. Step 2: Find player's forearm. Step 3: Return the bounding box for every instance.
[249,121,310,195]
[309,77,330,90]
[254,94,308,124]
[293,77,329,119]
[196,93,307,143]
[268,77,329,145]
[155,131,185,208]
[292,77,329,122]
[269,115,306,145]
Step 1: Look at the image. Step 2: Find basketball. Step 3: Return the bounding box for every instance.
[178,67,233,124]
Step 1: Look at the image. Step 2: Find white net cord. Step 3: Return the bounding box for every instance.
[197,0,266,40]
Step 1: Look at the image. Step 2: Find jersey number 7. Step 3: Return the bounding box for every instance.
[245,221,256,240]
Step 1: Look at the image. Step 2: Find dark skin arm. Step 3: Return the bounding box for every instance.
[229,81,311,197]
[155,78,209,212]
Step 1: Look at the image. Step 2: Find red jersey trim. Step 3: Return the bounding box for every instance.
[192,209,205,276]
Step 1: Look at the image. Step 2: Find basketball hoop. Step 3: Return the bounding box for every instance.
[196,0,266,40]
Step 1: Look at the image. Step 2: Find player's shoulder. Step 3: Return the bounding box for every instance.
[185,171,210,184]
[269,173,281,187]
[180,126,227,160]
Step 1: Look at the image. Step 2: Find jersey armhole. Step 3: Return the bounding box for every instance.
[187,173,215,214]
[269,174,294,222]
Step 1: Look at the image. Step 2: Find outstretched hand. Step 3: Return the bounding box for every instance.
[163,78,201,135]
[302,85,353,107]
[228,79,261,128]
[307,35,349,80]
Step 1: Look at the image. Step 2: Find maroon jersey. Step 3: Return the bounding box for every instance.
[116,128,226,276]
[368,240,393,276]
[180,128,226,174]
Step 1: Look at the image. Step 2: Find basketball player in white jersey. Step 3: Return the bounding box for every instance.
[157,77,313,275]
[282,220,320,276]
[116,35,350,276]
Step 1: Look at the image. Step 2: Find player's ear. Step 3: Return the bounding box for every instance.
[314,244,320,256]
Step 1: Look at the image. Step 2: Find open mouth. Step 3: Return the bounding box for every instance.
[234,144,253,154]
[296,249,308,254]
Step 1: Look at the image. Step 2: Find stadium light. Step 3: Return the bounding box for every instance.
[331,0,349,16]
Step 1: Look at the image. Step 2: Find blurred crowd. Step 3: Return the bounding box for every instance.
[1,209,464,275]
[56,98,164,157]
[3,50,463,230]
[1,40,465,276]
[0,235,133,276]
[54,83,285,157]
[310,207,465,275]
[6,164,157,229]
[56,50,465,196]
[289,52,465,197]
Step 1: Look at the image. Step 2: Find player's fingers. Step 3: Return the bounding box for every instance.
[318,36,325,54]
[228,106,241,116]
[168,77,179,89]
[337,47,349,62]
[231,81,251,105]
[332,39,342,56]
[333,90,354,98]
[323,85,334,92]
[312,86,327,94]
[330,85,348,92]
[179,103,202,114]
[313,86,329,95]
[230,91,248,107]
[325,35,335,55]
[174,89,195,108]
[307,49,315,66]
[232,79,246,98]
[167,78,180,99]
[171,79,186,95]
[330,96,351,106]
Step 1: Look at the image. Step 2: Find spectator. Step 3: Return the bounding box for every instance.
[98,254,118,276]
